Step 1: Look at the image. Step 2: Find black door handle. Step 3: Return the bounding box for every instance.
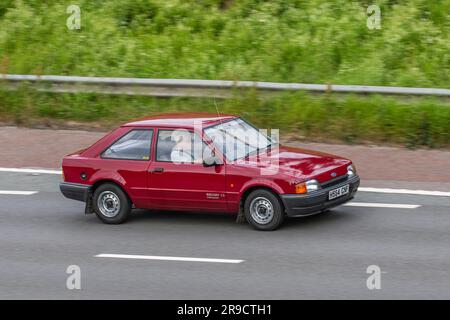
[150,167,164,173]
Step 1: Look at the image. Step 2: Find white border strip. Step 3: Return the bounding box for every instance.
[95,253,244,264]
[0,168,62,175]
[0,190,38,195]
[344,202,420,209]
[359,187,450,197]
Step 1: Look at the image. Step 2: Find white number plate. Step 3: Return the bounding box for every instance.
[328,184,350,200]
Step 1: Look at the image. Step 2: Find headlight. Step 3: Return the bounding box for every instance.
[295,179,320,194]
[306,179,319,192]
[347,164,356,177]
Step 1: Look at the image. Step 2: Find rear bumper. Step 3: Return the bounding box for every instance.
[281,175,360,217]
[59,182,91,202]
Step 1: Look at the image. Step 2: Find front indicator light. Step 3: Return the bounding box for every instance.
[295,183,307,194]
[295,179,320,194]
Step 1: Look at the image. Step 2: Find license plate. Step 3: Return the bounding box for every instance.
[328,184,350,200]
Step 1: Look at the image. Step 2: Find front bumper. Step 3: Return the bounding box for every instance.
[281,175,360,217]
[59,182,91,202]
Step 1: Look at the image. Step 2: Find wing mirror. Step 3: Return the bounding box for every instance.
[203,153,222,167]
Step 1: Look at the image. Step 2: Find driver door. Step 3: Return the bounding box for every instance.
[147,128,227,211]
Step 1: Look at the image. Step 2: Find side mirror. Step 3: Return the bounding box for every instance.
[203,154,222,167]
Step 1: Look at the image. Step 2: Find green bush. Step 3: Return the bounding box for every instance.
[0,0,448,86]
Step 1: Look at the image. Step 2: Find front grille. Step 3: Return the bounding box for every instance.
[321,174,348,189]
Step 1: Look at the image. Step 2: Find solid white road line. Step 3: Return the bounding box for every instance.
[95,253,244,264]
[344,202,420,209]
[0,167,449,197]
[0,167,62,175]
[0,190,38,195]
[358,187,450,197]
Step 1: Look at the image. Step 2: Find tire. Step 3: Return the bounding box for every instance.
[244,189,284,231]
[93,183,131,224]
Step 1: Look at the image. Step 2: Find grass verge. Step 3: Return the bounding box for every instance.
[0,88,448,149]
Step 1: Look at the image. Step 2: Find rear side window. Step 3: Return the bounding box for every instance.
[102,129,153,160]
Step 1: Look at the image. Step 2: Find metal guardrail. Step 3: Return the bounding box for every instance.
[1,74,449,98]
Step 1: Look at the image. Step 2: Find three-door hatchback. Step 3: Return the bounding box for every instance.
[60,113,360,230]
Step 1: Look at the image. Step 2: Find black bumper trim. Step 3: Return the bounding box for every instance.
[59,182,91,202]
[281,175,360,217]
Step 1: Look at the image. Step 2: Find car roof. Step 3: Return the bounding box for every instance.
[122,112,238,129]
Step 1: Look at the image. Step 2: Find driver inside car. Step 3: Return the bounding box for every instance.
[170,131,203,164]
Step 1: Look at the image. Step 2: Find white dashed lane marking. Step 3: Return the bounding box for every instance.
[358,187,450,197]
[95,253,244,264]
[344,202,420,209]
[0,168,62,175]
[0,190,38,195]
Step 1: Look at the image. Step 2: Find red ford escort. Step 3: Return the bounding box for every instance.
[60,113,359,230]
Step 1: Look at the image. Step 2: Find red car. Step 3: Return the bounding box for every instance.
[60,113,359,230]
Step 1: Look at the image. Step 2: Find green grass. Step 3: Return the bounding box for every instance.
[1,88,449,148]
[0,0,449,148]
[0,0,448,87]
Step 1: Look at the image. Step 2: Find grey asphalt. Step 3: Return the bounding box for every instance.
[0,171,449,299]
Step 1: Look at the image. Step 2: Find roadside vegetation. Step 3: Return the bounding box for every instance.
[0,0,449,148]
[1,88,448,148]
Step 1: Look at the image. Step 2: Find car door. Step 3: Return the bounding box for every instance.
[98,127,154,209]
[147,128,227,211]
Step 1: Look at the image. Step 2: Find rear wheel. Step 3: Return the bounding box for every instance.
[93,183,131,224]
[244,189,284,231]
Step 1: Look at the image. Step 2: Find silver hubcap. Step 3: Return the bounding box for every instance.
[97,191,120,218]
[249,197,274,225]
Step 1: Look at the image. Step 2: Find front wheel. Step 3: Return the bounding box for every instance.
[244,189,284,231]
[93,183,131,224]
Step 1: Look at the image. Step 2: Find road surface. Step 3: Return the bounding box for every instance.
[0,170,449,299]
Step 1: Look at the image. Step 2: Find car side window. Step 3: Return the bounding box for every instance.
[156,129,205,164]
[102,129,153,160]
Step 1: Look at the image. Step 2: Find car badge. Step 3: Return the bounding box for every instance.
[331,172,337,177]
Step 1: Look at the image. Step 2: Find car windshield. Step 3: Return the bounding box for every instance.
[204,118,272,161]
